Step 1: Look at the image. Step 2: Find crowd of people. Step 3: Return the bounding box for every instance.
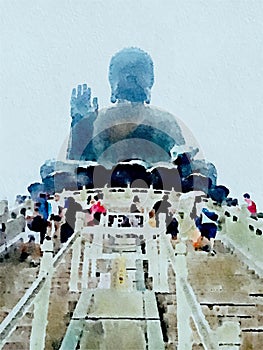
[106,192,220,256]
[18,192,107,265]
[13,189,260,265]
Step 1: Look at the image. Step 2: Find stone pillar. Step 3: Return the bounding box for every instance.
[175,241,192,349]
[75,212,84,232]
[113,217,118,228]
[69,235,81,292]
[81,243,90,289]
[93,228,103,255]
[147,235,157,278]
[30,237,54,350]
[158,233,169,292]
[135,259,145,291]
[91,258,97,278]
[39,237,54,275]
[111,256,128,290]
[99,213,107,227]
[159,213,166,233]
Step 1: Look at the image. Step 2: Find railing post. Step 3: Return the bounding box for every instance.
[69,234,81,292]
[159,213,166,233]
[174,241,192,349]
[75,212,84,232]
[99,213,107,227]
[113,217,118,228]
[30,237,54,350]
[39,236,54,275]
[69,212,84,292]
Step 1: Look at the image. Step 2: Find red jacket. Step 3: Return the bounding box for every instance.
[245,199,257,214]
[90,201,106,214]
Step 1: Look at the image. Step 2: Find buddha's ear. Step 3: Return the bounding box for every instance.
[145,88,151,104]
[111,92,117,103]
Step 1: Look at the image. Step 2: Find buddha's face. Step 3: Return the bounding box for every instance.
[109,48,154,104]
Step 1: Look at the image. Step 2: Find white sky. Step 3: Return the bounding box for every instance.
[0,0,262,209]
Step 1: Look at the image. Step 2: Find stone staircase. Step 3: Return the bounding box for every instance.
[186,240,263,349]
[1,250,78,349]
[0,232,262,349]
[0,260,39,350]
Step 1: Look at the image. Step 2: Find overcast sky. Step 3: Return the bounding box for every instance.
[0,0,262,209]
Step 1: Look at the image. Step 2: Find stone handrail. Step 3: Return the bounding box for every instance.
[0,231,25,255]
[159,216,240,349]
[223,205,262,235]
[213,205,263,277]
[0,226,80,349]
[0,274,46,347]
[0,216,26,252]
[5,217,26,238]
[160,233,219,348]
[199,200,263,277]
[59,186,170,210]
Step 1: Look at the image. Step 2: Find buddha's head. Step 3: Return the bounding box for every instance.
[109,47,154,104]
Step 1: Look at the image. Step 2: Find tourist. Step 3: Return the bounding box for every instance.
[48,193,63,220]
[130,195,141,213]
[130,195,144,227]
[90,194,107,225]
[128,214,140,227]
[148,209,157,228]
[48,193,64,235]
[166,216,179,240]
[17,208,27,232]
[185,198,204,242]
[27,208,48,244]
[19,235,41,266]
[195,207,218,256]
[121,215,131,227]
[243,193,257,219]
[193,235,211,252]
[35,193,50,221]
[152,194,171,227]
[60,197,83,243]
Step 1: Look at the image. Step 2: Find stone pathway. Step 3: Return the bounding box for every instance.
[186,240,263,349]
[1,233,262,349]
